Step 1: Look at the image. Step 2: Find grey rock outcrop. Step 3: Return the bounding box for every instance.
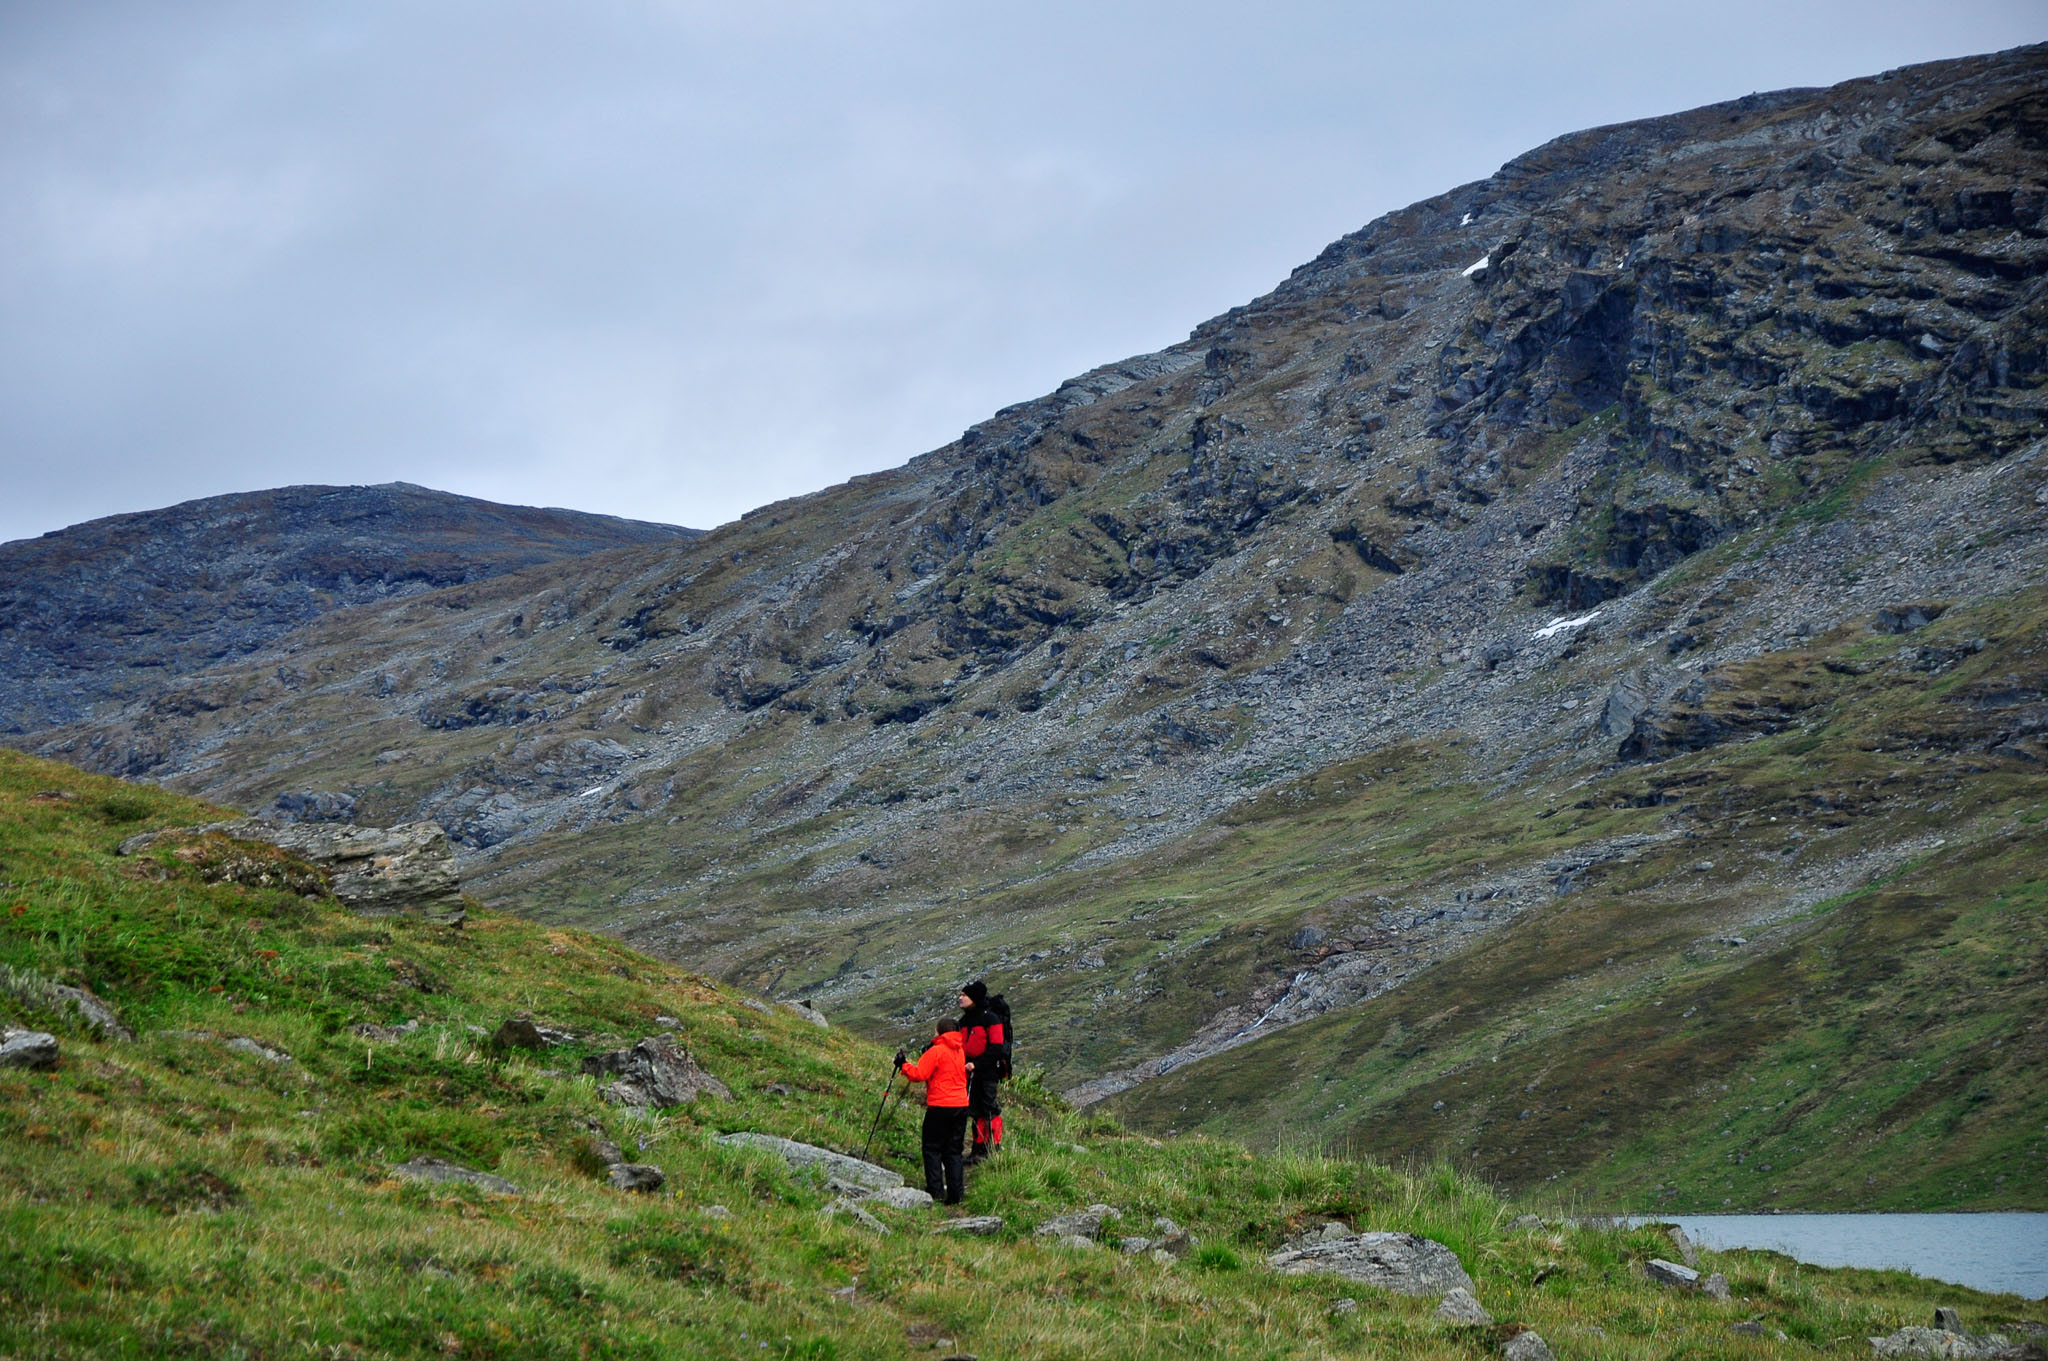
[1666,1224,1699,1268]
[120,818,465,923]
[607,1163,666,1193]
[1868,1325,2015,1358]
[715,1132,903,1191]
[0,1029,59,1070]
[392,1157,520,1195]
[1268,1231,1475,1297]
[583,1037,730,1109]
[1702,1271,1731,1300]
[870,1186,935,1210]
[1436,1287,1494,1325]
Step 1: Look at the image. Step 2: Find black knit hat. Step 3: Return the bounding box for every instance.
[961,979,990,1006]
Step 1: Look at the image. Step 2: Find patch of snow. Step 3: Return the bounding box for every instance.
[1459,211,1474,226]
[1533,609,1602,640]
[1461,253,1490,277]
[580,785,606,798]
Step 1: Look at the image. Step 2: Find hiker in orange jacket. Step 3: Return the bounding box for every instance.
[895,1015,971,1204]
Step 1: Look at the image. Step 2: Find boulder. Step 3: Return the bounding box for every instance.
[1054,1234,1097,1251]
[1703,1271,1731,1300]
[1646,1258,1701,1289]
[780,1000,829,1028]
[1507,1213,1545,1232]
[0,1029,59,1070]
[121,818,465,923]
[1666,1224,1700,1268]
[1268,1231,1475,1297]
[1935,1309,1965,1333]
[715,1132,903,1192]
[1436,1287,1494,1325]
[607,1163,666,1193]
[1500,1330,1555,1361]
[1119,1236,1154,1254]
[391,1157,520,1195]
[933,1216,1003,1236]
[1330,1298,1359,1317]
[584,1037,731,1109]
[51,984,131,1041]
[870,1187,935,1210]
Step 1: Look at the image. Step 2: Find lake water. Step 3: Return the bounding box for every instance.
[1629,1214,2048,1300]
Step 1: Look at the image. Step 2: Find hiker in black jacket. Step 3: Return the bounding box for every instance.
[958,979,1012,1162]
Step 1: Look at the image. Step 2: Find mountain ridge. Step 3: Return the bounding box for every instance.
[0,482,699,735]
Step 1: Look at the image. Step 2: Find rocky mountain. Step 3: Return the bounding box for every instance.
[10,46,2047,1209]
[0,483,698,734]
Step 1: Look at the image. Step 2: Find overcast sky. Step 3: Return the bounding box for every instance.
[1,3,2040,542]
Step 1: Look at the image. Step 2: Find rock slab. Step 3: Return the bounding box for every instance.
[1647,1258,1701,1289]
[1268,1231,1475,1297]
[1500,1330,1555,1361]
[392,1157,520,1195]
[584,1037,731,1109]
[933,1216,1003,1236]
[715,1132,903,1191]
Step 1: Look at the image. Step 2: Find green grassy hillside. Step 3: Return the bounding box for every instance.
[3,750,2043,1358]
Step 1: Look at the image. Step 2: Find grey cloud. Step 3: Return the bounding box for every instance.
[2,0,2040,540]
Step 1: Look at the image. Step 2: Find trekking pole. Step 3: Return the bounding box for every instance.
[859,1056,902,1163]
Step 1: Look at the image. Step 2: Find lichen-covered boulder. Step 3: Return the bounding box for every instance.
[1267,1231,1475,1297]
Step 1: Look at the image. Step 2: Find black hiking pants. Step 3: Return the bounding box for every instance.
[921,1106,969,1204]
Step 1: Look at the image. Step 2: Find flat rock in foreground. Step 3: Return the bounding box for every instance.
[715,1132,902,1192]
[1267,1231,1474,1297]
[391,1157,520,1196]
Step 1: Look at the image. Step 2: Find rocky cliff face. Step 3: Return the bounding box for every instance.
[0,483,697,734]
[11,47,2046,1207]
